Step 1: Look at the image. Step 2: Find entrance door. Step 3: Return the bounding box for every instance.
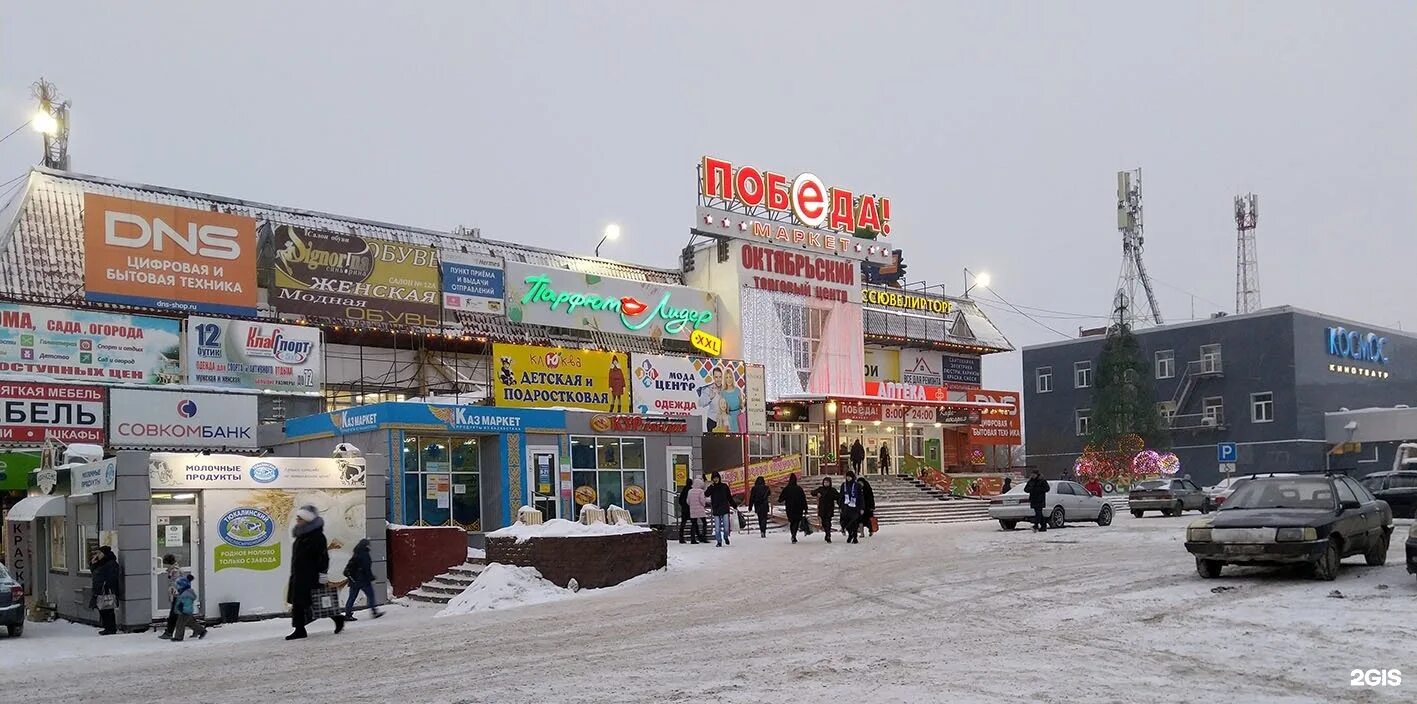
[526,446,560,523]
[666,446,692,523]
[151,504,200,620]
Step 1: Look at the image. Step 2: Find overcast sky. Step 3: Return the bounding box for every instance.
[2,2,1413,395]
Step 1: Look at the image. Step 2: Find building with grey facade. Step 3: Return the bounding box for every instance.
[1022,307,1417,485]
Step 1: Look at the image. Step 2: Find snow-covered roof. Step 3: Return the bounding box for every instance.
[862,294,1013,354]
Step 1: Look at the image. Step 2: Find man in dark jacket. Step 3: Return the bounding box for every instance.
[811,477,840,543]
[859,476,877,538]
[704,472,736,547]
[676,478,697,544]
[287,505,344,640]
[89,546,122,635]
[839,472,863,544]
[749,476,772,538]
[850,440,866,474]
[778,474,809,543]
[342,538,381,621]
[1025,471,1051,532]
[878,444,891,474]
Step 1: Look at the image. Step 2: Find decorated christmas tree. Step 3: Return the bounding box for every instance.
[1088,321,1171,452]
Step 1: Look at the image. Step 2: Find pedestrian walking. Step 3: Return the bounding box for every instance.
[840,472,863,544]
[1025,471,1051,532]
[778,473,809,543]
[286,505,344,640]
[859,475,877,538]
[850,439,866,475]
[342,538,382,621]
[812,477,840,543]
[170,575,207,641]
[1001,477,1013,495]
[158,553,182,639]
[705,472,737,547]
[878,443,892,475]
[89,546,121,635]
[676,478,697,544]
[687,477,709,544]
[750,476,771,538]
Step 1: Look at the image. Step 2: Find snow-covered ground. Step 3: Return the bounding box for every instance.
[4,517,1414,703]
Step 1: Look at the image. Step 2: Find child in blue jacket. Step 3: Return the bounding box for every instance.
[171,575,208,642]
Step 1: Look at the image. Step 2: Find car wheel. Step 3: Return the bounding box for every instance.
[1096,505,1113,526]
[1049,506,1065,529]
[1200,499,1212,515]
[1364,530,1391,566]
[1161,508,1174,518]
[999,519,1017,531]
[1196,557,1223,579]
[1131,509,1144,518]
[1312,538,1342,581]
[5,622,20,637]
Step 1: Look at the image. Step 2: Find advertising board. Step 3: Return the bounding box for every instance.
[0,383,105,445]
[0,303,181,384]
[187,317,322,393]
[110,389,259,449]
[273,226,441,328]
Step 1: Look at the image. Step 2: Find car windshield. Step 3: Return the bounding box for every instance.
[1222,478,1337,510]
[1389,475,1417,489]
[1134,480,1169,491]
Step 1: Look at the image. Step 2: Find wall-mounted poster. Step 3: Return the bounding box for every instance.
[273,226,440,328]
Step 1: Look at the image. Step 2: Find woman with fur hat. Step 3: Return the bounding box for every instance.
[286,505,344,640]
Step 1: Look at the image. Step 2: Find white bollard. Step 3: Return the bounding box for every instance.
[517,505,544,526]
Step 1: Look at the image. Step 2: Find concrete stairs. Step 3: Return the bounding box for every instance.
[868,474,991,525]
[404,558,485,605]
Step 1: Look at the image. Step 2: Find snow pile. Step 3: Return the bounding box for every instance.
[467,547,486,560]
[436,564,570,616]
[487,518,649,543]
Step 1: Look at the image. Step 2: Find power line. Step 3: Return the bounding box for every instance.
[0,120,33,148]
[976,288,1073,340]
[0,173,27,202]
[971,296,1112,321]
[1148,276,1228,316]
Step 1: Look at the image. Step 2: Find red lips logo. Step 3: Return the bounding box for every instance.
[619,297,648,316]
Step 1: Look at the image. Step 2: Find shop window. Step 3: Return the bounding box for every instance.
[570,435,648,523]
[77,503,98,574]
[620,438,646,470]
[1036,367,1053,393]
[48,516,67,572]
[571,436,597,469]
[1250,392,1274,423]
[1155,350,1175,379]
[403,435,481,531]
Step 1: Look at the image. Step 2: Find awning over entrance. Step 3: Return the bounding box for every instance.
[5,495,66,522]
[778,393,1015,410]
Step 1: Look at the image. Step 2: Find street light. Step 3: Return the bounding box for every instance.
[31,111,57,136]
[595,224,621,257]
[964,268,992,298]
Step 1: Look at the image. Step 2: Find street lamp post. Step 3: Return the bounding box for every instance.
[964,268,991,298]
[595,224,621,258]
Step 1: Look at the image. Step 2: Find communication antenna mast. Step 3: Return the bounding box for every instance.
[31,78,71,170]
[1234,193,1260,314]
[1115,168,1164,328]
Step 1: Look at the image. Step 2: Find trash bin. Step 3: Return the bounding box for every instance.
[218,602,240,624]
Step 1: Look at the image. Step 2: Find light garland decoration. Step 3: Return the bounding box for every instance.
[1131,449,1162,477]
[1158,452,1181,476]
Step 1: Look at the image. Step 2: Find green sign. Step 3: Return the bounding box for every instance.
[519,274,714,335]
[214,543,282,572]
[0,452,41,491]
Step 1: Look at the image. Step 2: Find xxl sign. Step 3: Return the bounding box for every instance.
[0,383,105,445]
[0,304,181,384]
[187,317,323,393]
[1326,326,1389,365]
[696,156,894,264]
[273,226,441,328]
[82,193,259,316]
[110,389,259,449]
[504,263,719,341]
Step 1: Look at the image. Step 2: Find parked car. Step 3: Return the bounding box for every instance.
[1407,521,1417,582]
[1359,470,1417,519]
[1130,478,1211,517]
[0,562,22,637]
[988,480,1114,530]
[1184,474,1394,581]
[1205,473,1300,508]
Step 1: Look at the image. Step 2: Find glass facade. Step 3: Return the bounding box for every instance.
[571,435,648,523]
[402,435,482,530]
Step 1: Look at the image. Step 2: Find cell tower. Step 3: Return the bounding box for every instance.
[32,78,70,170]
[1115,168,1164,329]
[1234,193,1260,314]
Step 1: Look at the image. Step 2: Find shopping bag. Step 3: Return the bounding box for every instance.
[870,515,880,534]
[736,509,748,531]
[309,585,341,620]
[801,517,813,536]
[96,593,117,610]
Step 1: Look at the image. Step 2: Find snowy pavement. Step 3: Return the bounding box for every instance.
[5,517,1415,703]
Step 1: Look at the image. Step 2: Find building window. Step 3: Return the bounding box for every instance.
[776,303,827,382]
[1036,367,1053,393]
[1250,392,1274,423]
[1155,350,1175,379]
[1157,402,1176,425]
[77,503,98,574]
[1203,397,1224,426]
[325,389,409,412]
[1074,361,1092,389]
[47,516,66,572]
[571,435,648,523]
[1200,344,1222,374]
[402,435,482,530]
[1075,409,1091,436]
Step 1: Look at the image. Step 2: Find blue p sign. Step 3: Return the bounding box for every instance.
[1217,443,1238,463]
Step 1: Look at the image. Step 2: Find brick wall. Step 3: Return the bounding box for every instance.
[485,531,666,589]
[386,527,467,597]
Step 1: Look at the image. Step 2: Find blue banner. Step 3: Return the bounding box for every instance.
[441,254,505,315]
[285,402,566,439]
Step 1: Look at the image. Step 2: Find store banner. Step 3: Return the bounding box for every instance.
[72,458,117,496]
[966,389,1022,445]
[503,262,719,342]
[864,381,949,402]
[0,383,105,445]
[719,454,803,487]
[81,193,259,316]
[941,352,982,388]
[273,226,441,328]
[110,389,259,449]
[0,303,182,384]
[767,402,809,423]
[883,405,939,423]
[936,407,982,425]
[837,400,881,422]
[745,364,767,434]
[441,252,505,314]
[148,453,366,490]
[628,354,763,433]
[492,343,630,413]
[187,316,322,393]
[899,349,943,386]
[200,486,365,620]
[863,347,899,382]
[736,242,862,304]
[282,402,567,439]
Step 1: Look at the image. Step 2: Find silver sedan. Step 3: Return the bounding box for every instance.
[989,480,1115,530]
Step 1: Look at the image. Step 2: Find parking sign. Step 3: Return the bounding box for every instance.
[1217,442,1238,463]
